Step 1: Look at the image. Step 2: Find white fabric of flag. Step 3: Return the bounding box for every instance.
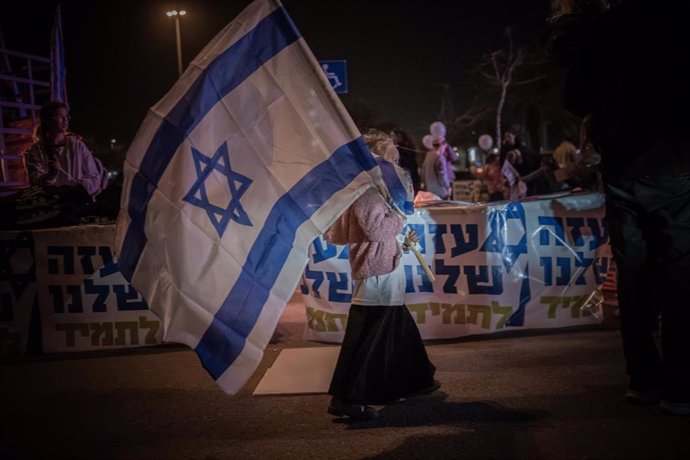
[114,0,380,394]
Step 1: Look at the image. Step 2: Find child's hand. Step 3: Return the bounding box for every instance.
[403,229,419,249]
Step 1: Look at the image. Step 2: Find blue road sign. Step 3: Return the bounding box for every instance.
[319,60,348,94]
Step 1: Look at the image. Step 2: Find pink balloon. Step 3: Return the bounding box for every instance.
[478,134,493,150]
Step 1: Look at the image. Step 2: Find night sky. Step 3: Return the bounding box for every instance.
[1,0,550,151]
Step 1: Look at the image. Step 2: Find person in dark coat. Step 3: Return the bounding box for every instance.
[547,0,690,416]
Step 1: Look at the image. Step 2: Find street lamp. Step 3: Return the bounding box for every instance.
[166,9,187,77]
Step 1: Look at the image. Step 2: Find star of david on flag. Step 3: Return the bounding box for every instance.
[115,0,383,394]
[184,143,252,237]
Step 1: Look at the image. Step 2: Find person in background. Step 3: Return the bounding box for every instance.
[547,0,690,416]
[482,153,506,201]
[553,137,578,170]
[430,121,458,194]
[325,129,439,422]
[514,135,541,196]
[390,127,421,192]
[522,153,565,195]
[421,142,450,200]
[499,130,517,166]
[501,149,527,201]
[24,101,108,200]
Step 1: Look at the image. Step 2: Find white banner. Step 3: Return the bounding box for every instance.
[0,225,162,354]
[301,193,613,342]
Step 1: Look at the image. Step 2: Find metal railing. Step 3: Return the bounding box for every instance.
[0,47,50,188]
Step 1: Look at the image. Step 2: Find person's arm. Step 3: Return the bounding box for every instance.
[72,139,106,197]
[352,189,403,242]
[24,143,60,186]
[522,165,546,183]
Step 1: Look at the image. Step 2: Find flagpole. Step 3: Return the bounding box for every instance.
[166,9,187,77]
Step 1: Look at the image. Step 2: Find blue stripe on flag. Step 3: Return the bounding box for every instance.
[196,137,376,379]
[378,160,413,215]
[119,7,301,281]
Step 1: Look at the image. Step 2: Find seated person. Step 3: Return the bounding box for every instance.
[24,101,108,201]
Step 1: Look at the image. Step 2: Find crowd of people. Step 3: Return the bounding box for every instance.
[386,121,601,205]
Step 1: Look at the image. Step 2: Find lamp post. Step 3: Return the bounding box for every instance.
[166,9,187,77]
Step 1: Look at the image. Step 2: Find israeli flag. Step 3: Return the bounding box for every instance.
[115,0,380,394]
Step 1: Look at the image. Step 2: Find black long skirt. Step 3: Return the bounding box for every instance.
[328,304,436,405]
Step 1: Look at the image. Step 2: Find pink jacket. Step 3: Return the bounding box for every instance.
[325,187,403,280]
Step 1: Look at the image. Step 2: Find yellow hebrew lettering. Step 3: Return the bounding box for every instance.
[541,296,563,319]
[114,321,139,346]
[138,316,160,344]
[55,323,89,347]
[324,312,348,332]
[441,303,466,324]
[306,306,327,332]
[89,322,114,346]
[467,304,492,329]
[491,301,513,329]
[407,303,430,324]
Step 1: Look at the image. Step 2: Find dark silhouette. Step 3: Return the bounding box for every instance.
[547,0,690,415]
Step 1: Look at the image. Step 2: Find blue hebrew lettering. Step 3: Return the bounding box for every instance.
[304,266,325,299]
[97,247,117,276]
[338,245,349,260]
[425,223,443,255]
[405,265,415,293]
[312,237,337,263]
[540,257,553,286]
[556,257,571,286]
[464,265,503,295]
[84,279,111,312]
[587,217,609,250]
[433,224,448,254]
[450,224,479,257]
[592,256,609,284]
[49,285,84,313]
[538,216,565,246]
[99,261,119,277]
[566,217,585,247]
[47,245,75,274]
[404,265,433,293]
[435,259,460,294]
[481,204,527,271]
[77,246,97,274]
[113,284,147,310]
[573,251,594,285]
[326,272,351,303]
[506,263,531,327]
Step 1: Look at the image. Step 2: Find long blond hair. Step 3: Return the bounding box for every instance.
[363,129,399,164]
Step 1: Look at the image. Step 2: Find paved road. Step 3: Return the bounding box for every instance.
[2,301,689,460]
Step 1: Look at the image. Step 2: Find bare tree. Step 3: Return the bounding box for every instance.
[451,27,547,147]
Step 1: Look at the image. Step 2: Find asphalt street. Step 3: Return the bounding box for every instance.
[2,299,689,460]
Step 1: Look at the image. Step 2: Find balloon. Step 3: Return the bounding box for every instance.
[430,121,446,139]
[422,134,434,150]
[478,134,493,151]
